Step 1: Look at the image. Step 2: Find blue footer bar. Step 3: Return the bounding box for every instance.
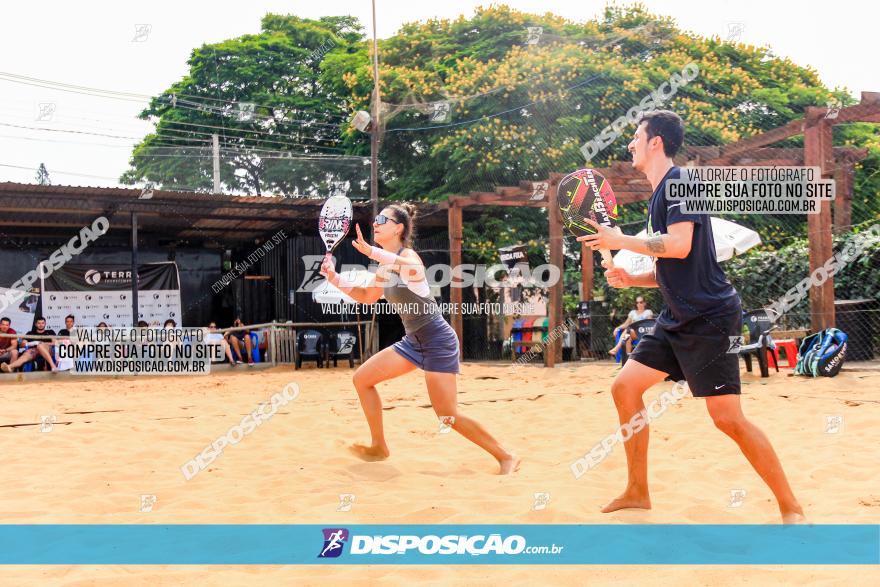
[0,525,877,564]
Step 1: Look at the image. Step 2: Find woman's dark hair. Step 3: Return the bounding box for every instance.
[385,203,418,248]
[164,319,177,328]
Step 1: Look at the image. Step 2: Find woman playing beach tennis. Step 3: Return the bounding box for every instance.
[320,203,520,474]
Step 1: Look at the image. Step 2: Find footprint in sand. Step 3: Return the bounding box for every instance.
[346,462,402,482]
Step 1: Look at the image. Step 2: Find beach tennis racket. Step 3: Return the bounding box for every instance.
[315,194,354,301]
[557,168,619,268]
[318,194,353,261]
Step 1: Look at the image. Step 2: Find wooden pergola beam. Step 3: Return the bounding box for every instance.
[719,118,806,159]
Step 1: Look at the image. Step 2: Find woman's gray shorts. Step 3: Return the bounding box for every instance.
[392,317,460,374]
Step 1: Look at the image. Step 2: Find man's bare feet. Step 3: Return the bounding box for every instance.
[498,455,521,475]
[601,491,651,513]
[608,348,619,356]
[0,363,10,373]
[349,443,390,462]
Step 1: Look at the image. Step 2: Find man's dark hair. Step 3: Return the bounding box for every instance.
[35,316,45,322]
[65,314,75,321]
[638,110,684,157]
[0,317,10,324]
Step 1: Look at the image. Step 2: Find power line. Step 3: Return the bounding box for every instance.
[0,120,346,154]
[0,162,121,181]
[0,121,143,140]
[0,71,350,122]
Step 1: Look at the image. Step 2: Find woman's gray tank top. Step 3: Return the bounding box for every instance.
[380,247,441,334]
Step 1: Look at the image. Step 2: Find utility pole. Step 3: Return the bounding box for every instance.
[370,0,381,231]
[212,133,220,193]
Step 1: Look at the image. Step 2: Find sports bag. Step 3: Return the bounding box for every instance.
[794,328,848,377]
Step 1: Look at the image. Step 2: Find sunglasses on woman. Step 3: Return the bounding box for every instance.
[373,214,400,225]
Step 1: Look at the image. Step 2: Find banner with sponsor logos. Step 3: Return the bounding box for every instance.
[40,262,181,328]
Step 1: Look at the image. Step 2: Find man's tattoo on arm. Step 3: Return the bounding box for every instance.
[646,236,666,253]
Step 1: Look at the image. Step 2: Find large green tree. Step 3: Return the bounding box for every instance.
[326,4,877,315]
[121,14,365,196]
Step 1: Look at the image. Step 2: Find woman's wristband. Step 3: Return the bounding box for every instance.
[368,245,398,264]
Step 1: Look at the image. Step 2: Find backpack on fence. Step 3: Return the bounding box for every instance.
[794,328,848,378]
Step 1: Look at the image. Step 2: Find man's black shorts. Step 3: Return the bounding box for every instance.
[629,310,742,397]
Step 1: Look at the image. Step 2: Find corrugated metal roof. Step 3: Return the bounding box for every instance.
[0,182,446,244]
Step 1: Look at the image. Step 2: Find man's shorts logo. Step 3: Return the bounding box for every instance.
[318,528,349,558]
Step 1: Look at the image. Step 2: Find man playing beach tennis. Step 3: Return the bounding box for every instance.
[578,110,805,523]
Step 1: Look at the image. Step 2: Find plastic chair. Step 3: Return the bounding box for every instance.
[296,330,324,369]
[769,339,799,368]
[327,331,356,368]
[249,331,261,363]
[739,309,779,378]
[620,319,656,366]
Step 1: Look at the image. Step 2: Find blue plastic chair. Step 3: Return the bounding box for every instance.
[249,331,260,363]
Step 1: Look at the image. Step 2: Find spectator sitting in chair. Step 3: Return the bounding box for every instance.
[58,314,75,336]
[225,317,254,365]
[56,314,76,372]
[0,317,19,370]
[608,297,654,358]
[207,322,236,365]
[1,316,58,372]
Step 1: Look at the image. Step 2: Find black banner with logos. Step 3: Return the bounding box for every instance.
[40,262,181,328]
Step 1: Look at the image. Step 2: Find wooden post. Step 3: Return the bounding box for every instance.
[547,180,564,367]
[832,162,854,234]
[805,109,835,332]
[580,241,593,302]
[448,202,464,358]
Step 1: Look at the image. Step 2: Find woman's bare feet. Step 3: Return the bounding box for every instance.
[349,443,390,462]
[498,454,521,475]
[601,489,652,513]
[781,507,807,524]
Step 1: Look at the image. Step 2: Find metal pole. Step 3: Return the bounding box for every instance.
[212,133,221,193]
[370,0,381,235]
[131,211,139,327]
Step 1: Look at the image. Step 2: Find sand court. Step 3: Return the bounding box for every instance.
[0,361,878,584]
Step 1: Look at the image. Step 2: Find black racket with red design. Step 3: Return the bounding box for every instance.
[557,168,620,267]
